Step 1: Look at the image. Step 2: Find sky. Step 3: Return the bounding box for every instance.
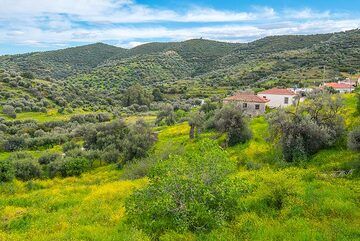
[0,0,359,55]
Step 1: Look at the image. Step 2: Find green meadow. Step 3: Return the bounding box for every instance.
[0,94,359,240]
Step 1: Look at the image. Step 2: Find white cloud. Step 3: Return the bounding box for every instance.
[284,8,331,19]
[0,0,359,53]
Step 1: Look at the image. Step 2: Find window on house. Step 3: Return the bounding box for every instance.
[263,96,266,99]
[243,103,247,108]
[255,104,260,110]
[284,97,289,104]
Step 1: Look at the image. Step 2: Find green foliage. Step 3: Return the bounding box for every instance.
[0,43,125,79]
[2,105,16,118]
[156,104,176,126]
[60,157,90,177]
[13,159,42,181]
[0,159,15,182]
[348,127,360,151]
[187,110,205,139]
[214,105,252,146]
[126,140,249,238]
[62,141,80,153]
[268,92,345,162]
[123,120,156,162]
[83,119,128,151]
[122,84,152,107]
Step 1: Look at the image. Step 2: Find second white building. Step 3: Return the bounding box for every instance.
[257,88,297,108]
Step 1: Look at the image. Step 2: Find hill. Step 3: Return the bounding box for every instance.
[1,29,359,94]
[0,43,126,79]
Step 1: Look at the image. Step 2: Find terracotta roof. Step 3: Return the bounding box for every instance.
[324,82,354,89]
[258,88,296,95]
[224,93,269,103]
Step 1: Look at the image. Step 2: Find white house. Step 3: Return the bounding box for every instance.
[257,88,297,108]
[322,82,355,93]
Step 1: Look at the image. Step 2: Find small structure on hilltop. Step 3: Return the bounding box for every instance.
[257,88,297,108]
[223,93,269,116]
[322,82,355,93]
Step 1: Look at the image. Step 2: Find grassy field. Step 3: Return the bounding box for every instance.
[0,94,359,240]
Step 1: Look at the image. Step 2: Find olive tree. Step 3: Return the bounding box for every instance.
[267,91,345,162]
[187,110,205,139]
[214,105,252,146]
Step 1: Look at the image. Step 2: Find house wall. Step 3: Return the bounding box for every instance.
[257,94,296,108]
[223,100,266,116]
[336,88,354,93]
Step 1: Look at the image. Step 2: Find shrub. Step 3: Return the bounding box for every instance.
[38,153,61,165]
[101,147,121,163]
[348,127,360,151]
[3,136,26,151]
[62,141,80,153]
[121,157,157,180]
[13,159,42,181]
[126,140,249,237]
[2,105,16,118]
[60,157,90,177]
[0,159,15,182]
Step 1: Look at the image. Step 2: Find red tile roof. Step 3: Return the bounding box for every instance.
[224,93,269,103]
[258,88,296,95]
[324,82,354,89]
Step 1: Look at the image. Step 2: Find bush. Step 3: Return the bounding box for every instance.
[13,159,42,181]
[126,140,249,237]
[101,147,121,163]
[0,159,15,182]
[348,127,360,151]
[60,157,90,177]
[2,105,16,118]
[3,136,26,151]
[38,153,61,165]
[121,157,157,180]
[62,141,80,153]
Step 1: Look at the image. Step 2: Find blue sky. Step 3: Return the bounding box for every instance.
[0,0,359,55]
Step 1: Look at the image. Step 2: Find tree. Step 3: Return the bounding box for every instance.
[155,104,176,126]
[122,84,152,107]
[267,91,345,162]
[2,105,16,118]
[214,105,252,146]
[123,120,156,162]
[83,119,128,151]
[187,110,205,139]
[152,88,163,101]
